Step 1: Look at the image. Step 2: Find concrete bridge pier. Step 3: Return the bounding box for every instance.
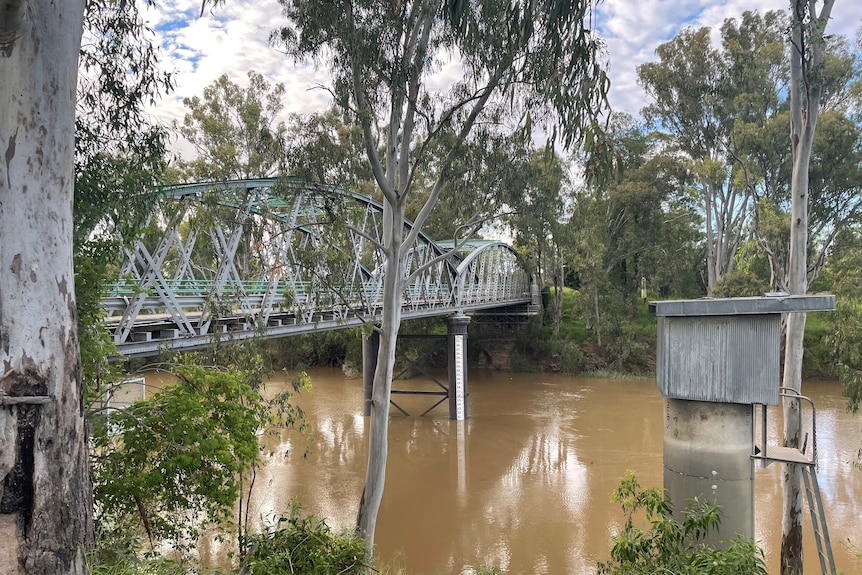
[663,398,753,542]
[362,314,471,420]
[446,313,471,420]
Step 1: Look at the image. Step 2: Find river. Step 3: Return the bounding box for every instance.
[190,368,861,574]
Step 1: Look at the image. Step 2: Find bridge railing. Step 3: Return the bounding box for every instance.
[101,179,533,356]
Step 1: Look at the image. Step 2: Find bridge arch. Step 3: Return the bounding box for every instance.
[103,178,532,356]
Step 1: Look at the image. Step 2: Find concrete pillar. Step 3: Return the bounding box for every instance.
[530,281,541,307]
[664,398,754,545]
[362,330,379,416]
[446,313,470,420]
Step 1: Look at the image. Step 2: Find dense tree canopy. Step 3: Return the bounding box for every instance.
[177,71,288,181]
[637,9,861,297]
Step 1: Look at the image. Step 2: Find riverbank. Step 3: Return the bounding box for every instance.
[503,288,838,379]
[267,288,840,381]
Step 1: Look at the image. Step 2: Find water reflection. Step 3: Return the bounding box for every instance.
[182,369,862,574]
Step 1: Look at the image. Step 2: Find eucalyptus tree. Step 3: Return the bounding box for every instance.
[175,71,290,278]
[780,2,836,572]
[570,115,701,341]
[177,70,288,181]
[637,26,745,293]
[263,0,611,552]
[408,129,531,240]
[724,12,862,294]
[504,149,571,333]
[0,1,91,573]
[75,0,172,394]
[820,227,862,414]
[287,107,376,197]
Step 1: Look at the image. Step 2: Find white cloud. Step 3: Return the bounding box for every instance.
[595,0,861,120]
[145,0,862,157]
[145,0,334,157]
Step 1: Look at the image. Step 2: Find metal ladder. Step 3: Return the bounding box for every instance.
[801,464,836,575]
[752,388,836,575]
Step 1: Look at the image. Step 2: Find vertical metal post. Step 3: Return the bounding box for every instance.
[362,330,379,416]
[446,313,470,420]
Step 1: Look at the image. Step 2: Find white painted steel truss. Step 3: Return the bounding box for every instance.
[102,178,532,357]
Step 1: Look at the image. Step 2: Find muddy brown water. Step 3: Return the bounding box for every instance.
[143,368,862,574]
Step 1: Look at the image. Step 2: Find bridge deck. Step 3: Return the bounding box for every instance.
[102,179,535,357]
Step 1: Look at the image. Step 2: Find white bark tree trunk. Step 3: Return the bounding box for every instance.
[780,2,833,573]
[355,201,405,552]
[0,2,91,574]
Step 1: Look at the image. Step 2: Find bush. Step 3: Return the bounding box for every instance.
[603,323,653,375]
[596,472,768,575]
[711,270,768,298]
[509,351,538,373]
[240,505,369,575]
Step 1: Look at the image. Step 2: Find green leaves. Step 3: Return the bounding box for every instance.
[91,360,307,551]
[240,502,369,575]
[176,71,288,181]
[76,0,173,400]
[597,472,768,575]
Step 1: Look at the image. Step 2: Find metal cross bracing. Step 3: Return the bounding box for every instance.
[102,178,533,357]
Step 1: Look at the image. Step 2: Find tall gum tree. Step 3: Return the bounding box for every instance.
[0,1,92,574]
[637,27,747,293]
[781,1,835,574]
[723,11,861,294]
[254,0,611,555]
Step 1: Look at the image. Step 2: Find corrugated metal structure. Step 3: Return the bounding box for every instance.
[652,295,835,405]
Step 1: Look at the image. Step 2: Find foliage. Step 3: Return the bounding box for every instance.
[505,151,572,335]
[90,359,308,552]
[287,107,376,196]
[596,472,768,575]
[637,9,862,294]
[76,0,171,247]
[75,0,172,392]
[271,329,364,370]
[571,115,704,345]
[239,503,369,575]
[602,323,654,376]
[638,23,752,292]
[176,70,288,181]
[710,269,768,298]
[822,229,862,414]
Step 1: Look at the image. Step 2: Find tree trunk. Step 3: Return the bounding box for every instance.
[781,313,806,574]
[780,109,812,574]
[355,202,405,559]
[0,2,91,574]
[593,286,602,347]
[780,2,833,573]
[552,253,563,337]
[704,182,717,293]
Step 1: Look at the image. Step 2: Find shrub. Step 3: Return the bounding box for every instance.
[596,472,768,575]
[240,504,369,575]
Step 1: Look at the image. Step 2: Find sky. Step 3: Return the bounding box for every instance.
[144,0,861,156]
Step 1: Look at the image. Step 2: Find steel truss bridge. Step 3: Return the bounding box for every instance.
[102,178,535,357]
